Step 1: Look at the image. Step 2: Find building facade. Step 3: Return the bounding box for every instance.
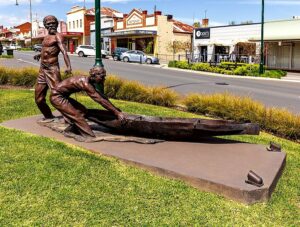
[193,18,300,71]
[90,7,123,53]
[104,9,193,60]
[66,5,95,49]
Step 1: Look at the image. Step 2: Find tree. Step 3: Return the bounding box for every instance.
[167,40,191,54]
[167,40,192,60]
[193,22,200,28]
[241,20,253,25]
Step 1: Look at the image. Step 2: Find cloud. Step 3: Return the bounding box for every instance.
[68,0,135,3]
[0,14,28,27]
[237,0,300,5]
[0,0,43,6]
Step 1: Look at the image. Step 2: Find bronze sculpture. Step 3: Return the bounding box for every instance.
[34,15,72,120]
[34,14,259,141]
[50,66,125,138]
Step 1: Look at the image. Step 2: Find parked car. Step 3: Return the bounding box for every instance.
[33,44,43,52]
[112,47,129,61]
[75,45,109,58]
[7,44,21,50]
[120,50,159,64]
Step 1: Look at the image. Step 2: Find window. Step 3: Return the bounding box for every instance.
[80,19,82,28]
[76,20,79,28]
[69,22,71,29]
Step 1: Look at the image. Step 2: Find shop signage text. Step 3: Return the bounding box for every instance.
[127,15,142,26]
[195,28,210,39]
[104,30,157,37]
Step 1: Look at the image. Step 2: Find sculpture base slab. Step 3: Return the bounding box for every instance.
[1,114,286,204]
[37,116,164,144]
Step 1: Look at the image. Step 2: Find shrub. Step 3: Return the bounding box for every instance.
[0,67,9,84]
[170,61,286,79]
[175,61,191,69]
[0,55,14,59]
[104,75,124,99]
[116,80,148,102]
[10,67,38,87]
[144,86,178,107]
[219,62,247,69]
[168,60,177,68]
[184,93,300,141]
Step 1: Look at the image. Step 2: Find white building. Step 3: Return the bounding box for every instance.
[90,7,123,53]
[193,18,300,71]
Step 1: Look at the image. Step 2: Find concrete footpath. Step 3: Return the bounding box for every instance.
[1,114,286,204]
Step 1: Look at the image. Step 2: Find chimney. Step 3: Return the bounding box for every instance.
[154,11,162,16]
[202,18,209,27]
[142,10,148,15]
[167,14,173,20]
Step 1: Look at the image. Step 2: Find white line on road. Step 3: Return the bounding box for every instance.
[17,58,40,67]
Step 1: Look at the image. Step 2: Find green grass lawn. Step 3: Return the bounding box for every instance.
[0,89,299,226]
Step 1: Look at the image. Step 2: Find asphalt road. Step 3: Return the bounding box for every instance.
[2,51,300,114]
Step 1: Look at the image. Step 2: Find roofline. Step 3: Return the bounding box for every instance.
[200,18,300,29]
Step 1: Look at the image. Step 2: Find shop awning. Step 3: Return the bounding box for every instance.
[103,30,157,37]
[249,19,300,41]
[61,32,83,37]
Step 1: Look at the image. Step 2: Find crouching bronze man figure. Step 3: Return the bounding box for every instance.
[34,15,72,120]
[50,66,125,138]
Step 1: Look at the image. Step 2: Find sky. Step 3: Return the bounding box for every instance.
[1,0,300,28]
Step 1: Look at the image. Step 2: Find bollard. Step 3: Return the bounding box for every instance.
[6,49,14,56]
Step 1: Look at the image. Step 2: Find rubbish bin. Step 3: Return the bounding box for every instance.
[6,49,14,56]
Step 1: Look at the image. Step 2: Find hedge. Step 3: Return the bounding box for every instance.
[0,67,178,107]
[168,61,287,79]
[184,93,300,142]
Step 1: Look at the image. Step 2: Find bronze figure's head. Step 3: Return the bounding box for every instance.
[89,66,107,83]
[43,15,59,35]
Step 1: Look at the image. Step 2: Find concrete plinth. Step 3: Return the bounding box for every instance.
[1,114,286,204]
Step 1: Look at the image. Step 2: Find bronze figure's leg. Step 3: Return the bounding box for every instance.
[50,93,95,137]
[35,83,54,119]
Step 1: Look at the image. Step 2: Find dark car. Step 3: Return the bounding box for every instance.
[33,44,43,52]
[112,47,129,61]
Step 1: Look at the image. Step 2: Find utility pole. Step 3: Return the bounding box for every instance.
[15,0,33,48]
[259,0,265,74]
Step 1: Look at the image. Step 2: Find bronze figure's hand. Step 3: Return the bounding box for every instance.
[34,54,41,61]
[117,112,126,124]
[64,68,72,75]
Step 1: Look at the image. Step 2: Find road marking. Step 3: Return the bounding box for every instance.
[17,58,40,67]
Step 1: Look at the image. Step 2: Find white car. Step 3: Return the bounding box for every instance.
[7,44,21,50]
[75,45,109,58]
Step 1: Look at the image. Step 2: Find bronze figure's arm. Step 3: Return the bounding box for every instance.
[85,83,125,122]
[56,33,72,75]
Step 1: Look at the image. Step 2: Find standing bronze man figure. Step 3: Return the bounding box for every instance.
[34,15,72,120]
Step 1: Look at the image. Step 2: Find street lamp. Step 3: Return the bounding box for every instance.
[93,0,104,94]
[94,0,103,67]
[15,0,33,49]
[259,0,265,74]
